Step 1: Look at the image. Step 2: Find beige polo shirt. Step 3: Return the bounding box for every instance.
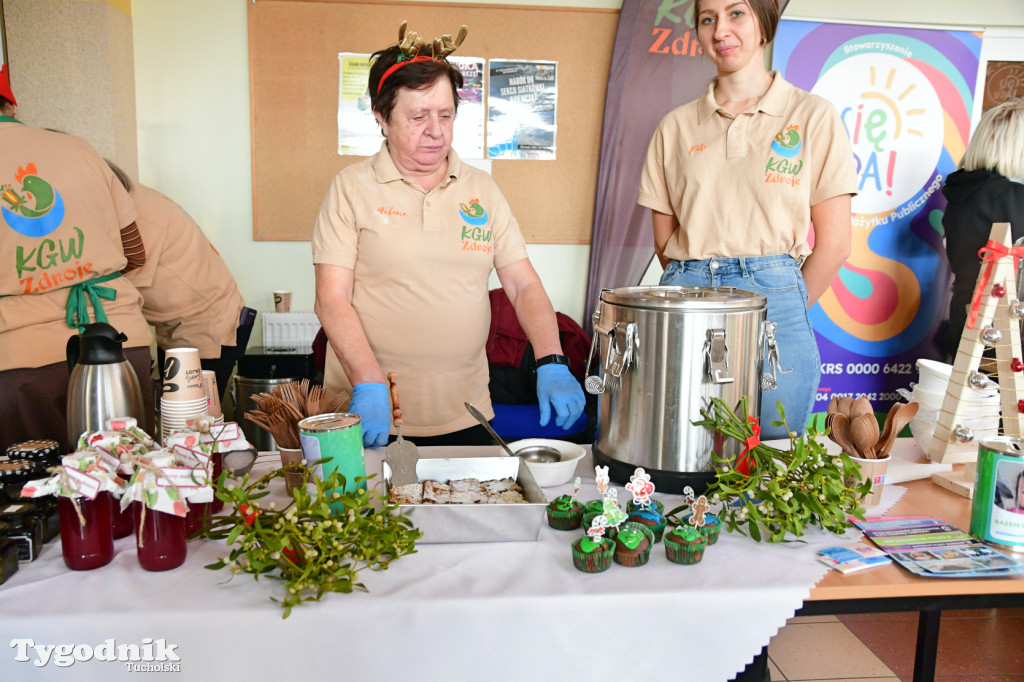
[638,72,858,262]
[124,184,245,358]
[313,144,529,436]
[0,122,150,371]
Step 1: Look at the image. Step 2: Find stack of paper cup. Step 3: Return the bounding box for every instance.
[201,370,223,419]
[160,348,208,437]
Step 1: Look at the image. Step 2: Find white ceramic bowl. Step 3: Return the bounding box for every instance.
[508,438,586,488]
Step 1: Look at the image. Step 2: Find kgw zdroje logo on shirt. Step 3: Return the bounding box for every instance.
[764,124,803,187]
[1,163,66,237]
[458,198,492,253]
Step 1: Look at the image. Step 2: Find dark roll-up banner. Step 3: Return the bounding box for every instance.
[585,0,790,330]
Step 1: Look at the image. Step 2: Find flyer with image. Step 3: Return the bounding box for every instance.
[854,516,1024,578]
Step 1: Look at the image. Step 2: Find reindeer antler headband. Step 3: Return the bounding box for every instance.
[376,21,469,94]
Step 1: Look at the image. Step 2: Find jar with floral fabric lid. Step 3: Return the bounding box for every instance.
[20,448,124,570]
[123,451,191,571]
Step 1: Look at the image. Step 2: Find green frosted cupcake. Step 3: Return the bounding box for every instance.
[583,499,605,516]
[664,525,708,565]
[684,513,722,545]
[627,508,666,543]
[546,496,583,531]
[571,536,614,573]
[626,499,665,515]
[612,522,655,567]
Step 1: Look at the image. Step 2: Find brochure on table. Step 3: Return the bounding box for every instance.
[855,516,1024,578]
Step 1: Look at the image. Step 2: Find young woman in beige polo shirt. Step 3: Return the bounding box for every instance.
[313,24,585,447]
[638,0,857,439]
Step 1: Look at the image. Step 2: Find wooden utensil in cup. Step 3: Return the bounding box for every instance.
[850,413,878,459]
[850,396,874,420]
[874,402,919,459]
[828,412,857,456]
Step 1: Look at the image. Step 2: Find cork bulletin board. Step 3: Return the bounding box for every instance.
[248,0,618,243]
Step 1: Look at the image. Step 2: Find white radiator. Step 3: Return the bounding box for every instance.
[261,312,321,351]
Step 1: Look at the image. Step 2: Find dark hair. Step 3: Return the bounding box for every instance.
[693,0,780,44]
[0,95,13,115]
[368,44,463,124]
[105,158,133,192]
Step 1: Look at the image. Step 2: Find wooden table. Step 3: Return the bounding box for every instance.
[798,467,1024,682]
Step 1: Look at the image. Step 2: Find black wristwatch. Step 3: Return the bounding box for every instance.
[535,354,570,368]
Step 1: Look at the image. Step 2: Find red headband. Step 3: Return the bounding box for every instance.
[376,55,442,94]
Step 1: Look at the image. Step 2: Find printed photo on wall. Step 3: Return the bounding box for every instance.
[336,52,378,156]
[449,56,486,159]
[487,59,557,160]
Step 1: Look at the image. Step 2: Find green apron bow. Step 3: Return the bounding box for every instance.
[66,271,122,331]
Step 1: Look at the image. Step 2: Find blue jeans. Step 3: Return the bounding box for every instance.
[660,255,819,440]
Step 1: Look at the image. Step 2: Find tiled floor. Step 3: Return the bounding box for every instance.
[767,608,1024,681]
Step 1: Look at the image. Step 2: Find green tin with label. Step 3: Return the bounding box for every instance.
[971,436,1024,553]
[298,413,365,496]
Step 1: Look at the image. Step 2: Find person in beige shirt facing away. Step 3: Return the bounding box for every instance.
[108,162,254,404]
[0,65,153,451]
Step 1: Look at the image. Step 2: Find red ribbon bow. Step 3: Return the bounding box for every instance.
[735,416,761,476]
[967,240,1024,330]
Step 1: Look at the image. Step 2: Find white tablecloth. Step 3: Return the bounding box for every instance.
[0,446,889,681]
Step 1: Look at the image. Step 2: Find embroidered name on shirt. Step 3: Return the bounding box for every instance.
[376,206,407,217]
[688,144,706,155]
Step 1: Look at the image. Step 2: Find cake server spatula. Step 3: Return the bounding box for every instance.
[384,371,419,486]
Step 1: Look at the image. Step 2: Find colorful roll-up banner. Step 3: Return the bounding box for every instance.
[773,20,981,412]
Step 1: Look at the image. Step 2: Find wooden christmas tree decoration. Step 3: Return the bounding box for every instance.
[929,222,1024,498]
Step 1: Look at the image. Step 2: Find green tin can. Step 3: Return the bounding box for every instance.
[298,413,365,494]
[971,436,1024,553]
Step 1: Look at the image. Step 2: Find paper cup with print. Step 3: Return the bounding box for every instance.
[201,370,222,418]
[846,455,891,509]
[273,291,291,313]
[162,348,205,401]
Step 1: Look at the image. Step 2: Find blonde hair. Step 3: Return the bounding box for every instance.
[960,98,1024,179]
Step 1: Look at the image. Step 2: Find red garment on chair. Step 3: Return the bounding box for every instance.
[485,289,591,378]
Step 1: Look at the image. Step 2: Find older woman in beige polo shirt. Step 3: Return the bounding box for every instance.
[312,24,584,447]
[638,0,857,439]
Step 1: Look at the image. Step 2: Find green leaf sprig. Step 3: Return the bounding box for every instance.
[666,397,871,543]
[201,460,422,618]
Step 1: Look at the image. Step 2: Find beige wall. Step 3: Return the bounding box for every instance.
[3,0,137,178]
[130,0,1023,344]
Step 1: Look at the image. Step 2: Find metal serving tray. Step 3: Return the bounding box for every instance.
[383,456,548,543]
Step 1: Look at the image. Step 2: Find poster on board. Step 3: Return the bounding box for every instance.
[773,21,981,413]
[487,60,557,159]
[337,53,487,159]
[337,53,378,156]
[449,56,486,159]
[983,60,1024,113]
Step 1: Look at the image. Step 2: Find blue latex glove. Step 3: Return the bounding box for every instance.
[536,363,586,430]
[349,382,391,448]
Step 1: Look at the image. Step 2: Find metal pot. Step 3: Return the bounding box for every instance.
[586,286,767,494]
